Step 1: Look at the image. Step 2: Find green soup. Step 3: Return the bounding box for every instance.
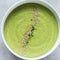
[4,3,58,58]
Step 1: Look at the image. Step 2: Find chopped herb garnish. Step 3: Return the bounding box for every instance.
[28,32,33,37]
[31,34,33,37]
[31,26,35,31]
[31,19,33,21]
[28,34,31,36]
[26,41,29,44]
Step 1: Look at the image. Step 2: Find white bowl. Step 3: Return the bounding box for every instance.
[1,0,60,60]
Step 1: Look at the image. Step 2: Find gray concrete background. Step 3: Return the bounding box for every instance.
[0,0,60,60]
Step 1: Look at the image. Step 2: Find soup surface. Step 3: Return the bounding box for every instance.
[4,3,58,58]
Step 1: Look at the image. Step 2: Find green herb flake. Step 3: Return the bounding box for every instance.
[32,26,35,31]
[31,19,33,21]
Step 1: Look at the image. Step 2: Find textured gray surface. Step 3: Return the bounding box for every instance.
[0,0,60,60]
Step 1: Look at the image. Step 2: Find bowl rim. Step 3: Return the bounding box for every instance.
[1,0,60,60]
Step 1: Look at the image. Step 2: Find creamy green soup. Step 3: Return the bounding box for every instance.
[4,3,58,58]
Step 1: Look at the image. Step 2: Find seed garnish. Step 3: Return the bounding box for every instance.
[21,6,38,52]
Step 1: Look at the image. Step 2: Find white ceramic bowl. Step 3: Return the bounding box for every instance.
[1,0,60,60]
